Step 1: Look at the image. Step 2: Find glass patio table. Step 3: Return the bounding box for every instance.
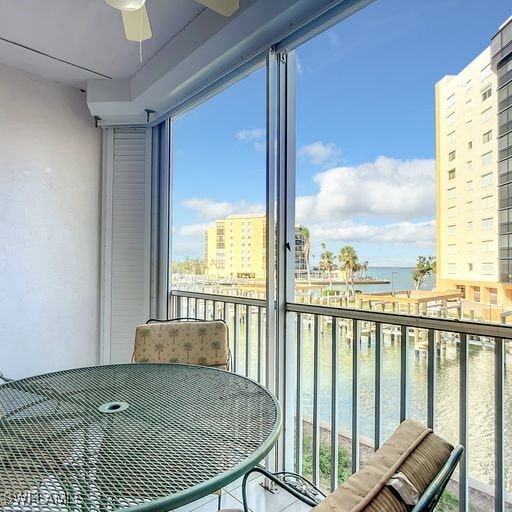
[0,363,282,512]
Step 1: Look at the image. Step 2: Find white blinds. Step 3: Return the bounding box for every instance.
[101,127,152,364]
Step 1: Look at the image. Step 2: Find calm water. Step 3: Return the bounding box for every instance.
[330,266,435,294]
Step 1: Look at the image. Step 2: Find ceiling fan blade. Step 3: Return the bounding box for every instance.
[105,0,146,10]
[121,5,152,42]
[194,0,239,16]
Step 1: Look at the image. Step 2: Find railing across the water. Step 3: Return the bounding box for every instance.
[170,289,512,512]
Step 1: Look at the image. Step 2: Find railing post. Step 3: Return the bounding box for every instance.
[427,329,436,429]
[312,315,321,485]
[257,307,263,383]
[295,313,303,475]
[495,338,505,512]
[352,319,360,473]
[374,322,382,449]
[459,333,468,512]
[400,326,408,422]
[331,316,339,490]
[245,305,251,377]
[233,303,240,373]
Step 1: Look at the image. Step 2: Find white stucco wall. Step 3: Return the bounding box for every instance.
[0,64,101,379]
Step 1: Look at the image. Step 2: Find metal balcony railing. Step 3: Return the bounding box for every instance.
[170,289,512,512]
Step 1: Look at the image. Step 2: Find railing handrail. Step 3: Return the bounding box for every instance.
[170,289,266,308]
[171,290,512,339]
[288,302,512,339]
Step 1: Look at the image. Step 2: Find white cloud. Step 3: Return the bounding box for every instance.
[178,223,211,237]
[182,198,264,221]
[235,128,265,142]
[296,155,435,221]
[310,220,435,245]
[298,141,342,166]
[236,128,266,152]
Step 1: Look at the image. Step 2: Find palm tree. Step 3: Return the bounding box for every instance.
[183,342,193,360]
[211,340,221,357]
[361,260,369,280]
[168,327,179,343]
[139,327,151,346]
[319,243,336,289]
[339,245,359,296]
[154,343,164,361]
[198,327,207,345]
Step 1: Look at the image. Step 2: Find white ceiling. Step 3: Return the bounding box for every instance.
[0,0,205,87]
[0,0,367,123]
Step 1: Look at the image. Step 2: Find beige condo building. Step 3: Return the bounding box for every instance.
[206,214,267,280]
[205,214,309,280]
[436,18,512,314]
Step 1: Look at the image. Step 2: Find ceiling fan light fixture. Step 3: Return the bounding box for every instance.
[105,0,146,12]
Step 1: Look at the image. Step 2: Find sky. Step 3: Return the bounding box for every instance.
[171,0,511,268]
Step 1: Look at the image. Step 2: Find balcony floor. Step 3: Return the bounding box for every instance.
[175,475,311,512]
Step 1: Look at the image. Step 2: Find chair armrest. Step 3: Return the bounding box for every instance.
[240,466,325,512]
[411,444,464,512]
[0,371,13,383]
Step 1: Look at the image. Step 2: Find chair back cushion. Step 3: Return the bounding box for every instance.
[313,419,453,512]
[133,320,230,369]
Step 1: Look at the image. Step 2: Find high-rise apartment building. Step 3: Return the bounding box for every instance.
[436,17,512,311]
[205,214,309,280]
[492,17,512,284]
[206,214,267,279]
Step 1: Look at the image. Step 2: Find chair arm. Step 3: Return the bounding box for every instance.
[0,371,13,383]
[240,466,325,512]
[411,444,464,512]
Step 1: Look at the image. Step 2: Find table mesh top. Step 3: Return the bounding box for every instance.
[0,364,280,512]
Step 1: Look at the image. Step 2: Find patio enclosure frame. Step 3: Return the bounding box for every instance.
[99,2,512,510]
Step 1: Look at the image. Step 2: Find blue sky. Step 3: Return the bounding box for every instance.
[172,0,510,267]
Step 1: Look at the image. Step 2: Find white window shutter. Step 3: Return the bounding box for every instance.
[101,127,152,364]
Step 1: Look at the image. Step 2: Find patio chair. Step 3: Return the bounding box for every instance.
[132,318,231,369]
[132,318,231,510]
[223,419,463,512]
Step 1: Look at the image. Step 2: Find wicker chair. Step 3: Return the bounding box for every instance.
[225,419,463,512]
[132,317,231,369]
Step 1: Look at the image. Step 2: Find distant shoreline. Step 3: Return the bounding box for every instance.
[296,278,390,285]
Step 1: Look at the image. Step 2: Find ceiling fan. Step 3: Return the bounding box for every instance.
[104,0,240,42]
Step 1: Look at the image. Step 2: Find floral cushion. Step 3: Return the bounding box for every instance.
[132,320,230,369]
